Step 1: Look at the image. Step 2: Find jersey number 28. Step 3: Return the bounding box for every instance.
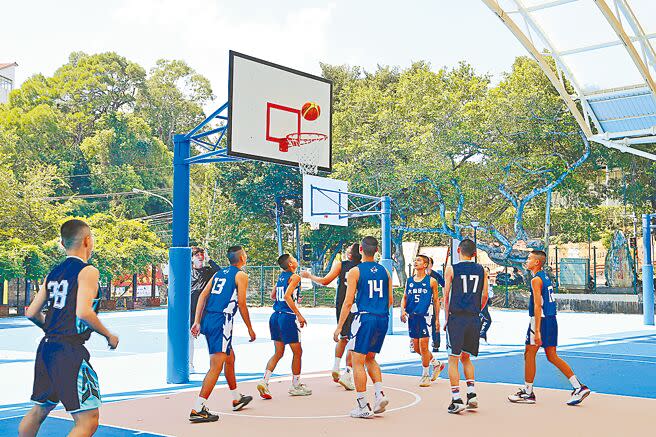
[47,280,69,309]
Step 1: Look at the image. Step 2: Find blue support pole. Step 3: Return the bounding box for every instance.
[167,134,191,383]
[642,214,654,325]
[380,196,394,335]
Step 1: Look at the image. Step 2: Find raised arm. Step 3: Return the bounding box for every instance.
[334,267,359,342]
[236,271,256,342]
[301,260,341,286]
[76,266,119,349]
[284,274,306,327]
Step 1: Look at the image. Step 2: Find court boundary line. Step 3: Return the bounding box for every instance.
[0,414,176,436]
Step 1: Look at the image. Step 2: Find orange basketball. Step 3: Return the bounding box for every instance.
[302,102,321,121]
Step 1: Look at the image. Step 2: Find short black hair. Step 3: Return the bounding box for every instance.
[277,253,292,270]
[459,238,476,257]
[361,236,378,257]
[191,246,204,256]
[348,243,362,263]
[531,250,547,266]
[417,255,430,265]
[60,219,90,250]
[227,246,243,265]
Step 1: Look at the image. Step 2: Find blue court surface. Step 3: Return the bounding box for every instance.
[1,307,655,434]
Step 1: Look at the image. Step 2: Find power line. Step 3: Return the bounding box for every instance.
[55,165,172,180]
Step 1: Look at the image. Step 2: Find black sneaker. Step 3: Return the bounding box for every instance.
[190,405,219,423]
[232,394,253,411]
[466,392,478,409]
[448,399,466,414]
[508,388,536,404]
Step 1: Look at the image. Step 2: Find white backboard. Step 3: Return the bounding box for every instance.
[228,51,332,171]
[303,174,348,227]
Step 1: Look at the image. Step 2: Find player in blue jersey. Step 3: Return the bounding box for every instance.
[189,246,256,423]
[334,236,392,419]
[19,219,119,437]
[401,255,444,387]
[257,254,312,399]
[301,243,361,390]
[443,239,488,414]
[427,257,444,352]
[508,250,591,406]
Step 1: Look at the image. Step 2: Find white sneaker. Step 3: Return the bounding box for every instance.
[289,383,312,396]
[567,385,591,406]
[338,371,355,391]
[419,375,431,387]
[431,359,445,382]
[350,403,374,419]
[257,380,272,400]
[373,394,389,414]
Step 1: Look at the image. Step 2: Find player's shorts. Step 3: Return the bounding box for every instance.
[526,315,558,348]
[446,313,481,357]
[270,311,301,344]
[349,312,388,355]
[31,337,101,413]
[408,313,432,339]
[201,311,234,355]
[335,303,355,338]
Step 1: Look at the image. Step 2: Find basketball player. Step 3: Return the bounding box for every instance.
[334,236,392,419]
[443,239,488,414]
[301,243,361,390]
[189,246,256,423]
[190,247,219,373]
[257,254,312,399]
[508,250,591,406]
[400,255,444,387]
[19,219,118,437]
[427,257,445,352]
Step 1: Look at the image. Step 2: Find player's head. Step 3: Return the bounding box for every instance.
[227,245,246,266]
[277,253,298,272]
[191,246,205,269]
[457,238,476,259]
[60,219,93,258]
[414,255,429,271]
[347,243,362,263]
[427,256,434,269]
[360,236,378,258]
[527,250,546,270]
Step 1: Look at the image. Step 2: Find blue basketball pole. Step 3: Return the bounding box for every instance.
[642,214,654,326]
[168,134,191,383]
[380,195,394,335]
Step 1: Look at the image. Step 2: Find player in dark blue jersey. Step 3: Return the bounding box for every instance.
[301,243,361,390]
[189,246,256,423]
[427,257,444,352]
[508,250,591,406]
[334,236,392,419]
[401,255,444,387]
[443,239,488,414]
[257,254,312,399]
[19,219,119,437]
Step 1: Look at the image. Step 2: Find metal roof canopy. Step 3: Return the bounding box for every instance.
[483,0,656,161]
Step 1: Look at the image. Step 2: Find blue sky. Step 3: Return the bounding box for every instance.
[2,1,529,101]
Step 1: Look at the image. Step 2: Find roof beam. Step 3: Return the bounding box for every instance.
[592,137,656,160]
[615,0,656,71]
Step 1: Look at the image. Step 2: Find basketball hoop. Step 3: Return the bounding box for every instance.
[282,132,327,175]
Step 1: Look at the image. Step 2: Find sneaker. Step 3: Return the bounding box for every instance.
[466,392,478,409]
[448,399,466,414]
[430,359,445,382]
[373,393,389,414]
[331,370,340,383]
[350,403,374,419]
[432,347,439,353]
[257,380,272,400]
[289,383,312,396]
[338,371,355,391]
[508,388,536,404]
[419,375,431,387]
[232,394,252,411]
[189,405,219,423]
[567,385,591,406]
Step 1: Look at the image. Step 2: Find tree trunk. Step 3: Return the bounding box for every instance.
[392,233,407,285]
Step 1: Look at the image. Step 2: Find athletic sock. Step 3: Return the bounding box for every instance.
[356,392,367,408]
[451,386,461,401]
[422,366,430,377]
[263,369,272,383]
[333,357,341,372]
[525,382,534,394]
[193,396,207,412]
[374,382,384,399]
[466,380,475,394]
[230,389,240,401]
[292,374,301,386]
[569,375,581,389]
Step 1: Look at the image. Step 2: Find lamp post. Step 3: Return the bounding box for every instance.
[471,221,480,262]
[132,188,173,208]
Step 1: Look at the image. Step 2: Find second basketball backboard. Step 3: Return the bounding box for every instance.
[302,174,348,227]
[228,51,332,171]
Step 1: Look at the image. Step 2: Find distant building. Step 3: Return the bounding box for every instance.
[0,62,17,104]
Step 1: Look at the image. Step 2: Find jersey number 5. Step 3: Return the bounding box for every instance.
[368,280,384,299]
[47,280,69,309]
[460,275,480,294]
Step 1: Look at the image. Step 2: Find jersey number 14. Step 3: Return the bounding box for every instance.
[368,280,384,298]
